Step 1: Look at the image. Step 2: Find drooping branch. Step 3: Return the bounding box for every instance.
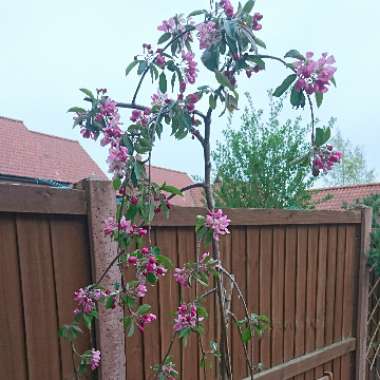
[167,182,206,201]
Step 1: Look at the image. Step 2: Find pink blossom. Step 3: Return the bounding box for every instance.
[160,360,178,380]
[196,21,220,50]
[312,145,343,176]
[128,255,138,266]
[205,209,231,240]
[293,52,337,95]
[80,127,95,139]
[104,217,118,236]
[119,216,134,234]
[151,91,171,108]
[73,287,106,314]
[137,313,157,332]
[141,246,150,255]
[158,17,177,33]
[174,267,190,287]
[220,0,234,18]
[135,283,148,298]
[186,93,200,112]
[106,145,129,176]
[182,51,198,84]
[90,349,101,370]
[156,54,166,68]
[252,12,263,31]
[99,98,117,116]
[174,303,203,332]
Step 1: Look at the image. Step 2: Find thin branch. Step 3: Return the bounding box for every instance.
[116,102,147,111]
[155,333,177,380]
[255,54,291,69]
[167,182,206,201]
[71,343,80,380]
[307,94,316,145]
[218,266,251,334]
[229,311,254,378]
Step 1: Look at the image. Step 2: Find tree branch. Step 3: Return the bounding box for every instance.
[167,182,206,201]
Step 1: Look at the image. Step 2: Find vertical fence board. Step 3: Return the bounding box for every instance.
[16,215,61,380]
[332,225,347,379]
[0,215,28,380]
[260,227,273,370]
[294,226,308,380]
[314,226,328,378]
[246,227,261,369]
[231,227,248,379]
[271,227,285,367]
[284,226,297,367]
[304,227,319,380]
[50,216,93,379]
[323,226,338,374]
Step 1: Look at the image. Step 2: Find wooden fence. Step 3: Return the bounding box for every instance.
[0,180,372,380]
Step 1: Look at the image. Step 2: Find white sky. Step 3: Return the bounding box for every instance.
[1,0,378,178]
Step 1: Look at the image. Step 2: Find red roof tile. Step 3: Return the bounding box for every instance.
[311,183,380,209]
[150,165,204,207]
[0,116,107,183]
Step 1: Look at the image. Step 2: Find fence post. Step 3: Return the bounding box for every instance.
[82,178,126,380]
[356,206,372,380]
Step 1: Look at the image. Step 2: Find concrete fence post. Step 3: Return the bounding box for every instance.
[81,178,125,380]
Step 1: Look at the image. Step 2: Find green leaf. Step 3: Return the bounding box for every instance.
[178,327,191,339]
[242,0,255,14]
[246,55,266,70]
[331,76,337,87]
[105,296,115,310]
[159,72,167,93]
[147,273,157,284]
[242,327,252,344]
[137,304,152,315]
[82,313,93,330]
[197,305,209,319]
[113,177,121,191]
[158,32,172,45]
[315,127,331,147]
[290,87,306,108]
[137,61,148,75]
[79,88,94,99]
[201,45,220,71]
[215,71,234,91]
[272,74,297,97]
[160,183,183,196]
[315,92,323,108]
[156,254,173,269]
[284,49,305,61]
[209,94,217,110]
[67,106,86,113]
[188,9,207,17]
[125,60,139,77]
[253,35,266,49]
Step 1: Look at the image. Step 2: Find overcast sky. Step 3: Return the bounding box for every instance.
[1,0,378,179]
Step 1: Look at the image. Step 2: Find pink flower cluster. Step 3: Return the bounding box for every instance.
[174,252,211,287]
[130,108,151,127]
[73,287,105,315]
[185,93,200,112]
[157,15,191,48]
[182,51,198,84]
[137,313,157,332]
[196,21,220,50]
[220,0,234,18]
[294,52,337,95]
[151,91,171,108]
[312,145,343,176]
[103,216,147,237]
[252,12,263,31]
[90,349,101,370]
[160,361,178,380]
[106,145,129,177]
[128,246,168,282]
[174,303,203,332]
[135,283,148,298]
[205,209,231,240]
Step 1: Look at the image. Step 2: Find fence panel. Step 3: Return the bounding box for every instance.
[0,182,370,380]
